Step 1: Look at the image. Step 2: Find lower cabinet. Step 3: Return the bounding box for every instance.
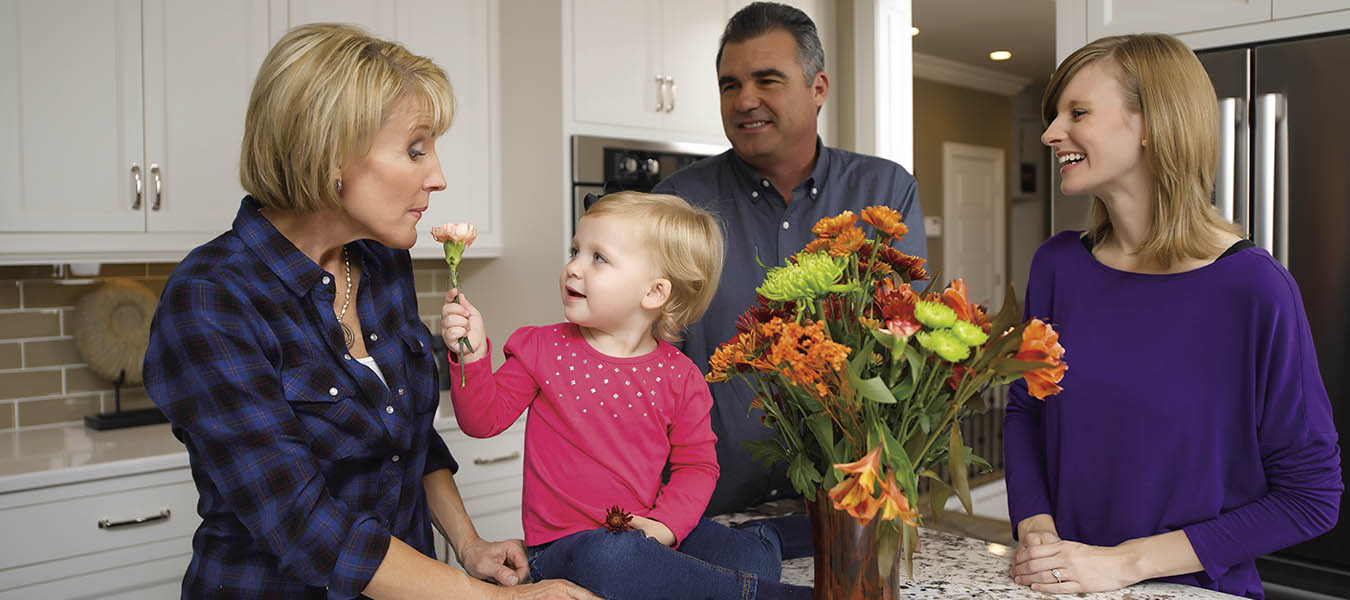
[435,418,527,567]
[0,468,200,600]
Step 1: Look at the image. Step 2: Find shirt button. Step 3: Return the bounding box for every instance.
[343,354,351,360]
[760,179,770,188]
[769,488,780,497]
[369,333,378,342]
[397,387,405,396]
[751,191,759,198]
[391,454,400,462]
[781,221,790,230]
[811,186,818,196]
[322,275,331,285]
[385,405,395,414]
[328,387,338,396]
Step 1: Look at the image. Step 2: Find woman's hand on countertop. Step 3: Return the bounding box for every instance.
[1010,538,1138,594]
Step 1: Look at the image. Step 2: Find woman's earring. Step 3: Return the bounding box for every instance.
[336,179,343,194]
[1141,139,1147,147]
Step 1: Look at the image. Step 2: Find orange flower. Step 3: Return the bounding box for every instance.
[834,445,883,492]
[812,211,859,238]
[803,238,831,254]
[940,279,992,332]
[828,475,883,524]
[866,245,928,282]
[826,227,866,256]
[760,318,850,397]
[1015,318,1067,399]
[706,330,764,383]
[860,206,909,240]
[878,473,919,525]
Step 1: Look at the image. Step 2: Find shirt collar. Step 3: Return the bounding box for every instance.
[729,137,831,203]
[233,196,336,299]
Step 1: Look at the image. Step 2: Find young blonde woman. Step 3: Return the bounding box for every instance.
[1003,33,1341,599]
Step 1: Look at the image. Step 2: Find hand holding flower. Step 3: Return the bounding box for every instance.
[441,288,488,364]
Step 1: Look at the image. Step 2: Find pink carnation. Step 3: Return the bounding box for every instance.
[430,222,477,246]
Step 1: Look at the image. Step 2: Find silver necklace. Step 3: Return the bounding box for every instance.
[337,247,354,348]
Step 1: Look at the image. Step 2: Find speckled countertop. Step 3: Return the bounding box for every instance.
[714,501,1242,599]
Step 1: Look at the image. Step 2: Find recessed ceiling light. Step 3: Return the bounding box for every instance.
[989,50,1012,61]
[911,26,919,36]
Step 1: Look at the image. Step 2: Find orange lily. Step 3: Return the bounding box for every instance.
[828,474,883,524]
[941,279,992,333]
[834,445,883,493]
[878,473,919,525]
[1015,318,1067,399]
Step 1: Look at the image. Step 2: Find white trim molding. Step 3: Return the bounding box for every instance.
[914,52,1032,96]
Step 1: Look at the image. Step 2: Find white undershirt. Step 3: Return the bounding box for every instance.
[355,355,388,387]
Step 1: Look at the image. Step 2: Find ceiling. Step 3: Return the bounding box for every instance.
[911,0,1057,84]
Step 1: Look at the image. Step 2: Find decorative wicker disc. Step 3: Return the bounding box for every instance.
[71,278,159,385]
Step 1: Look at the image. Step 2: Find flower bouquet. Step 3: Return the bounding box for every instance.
[431,222,477,386]
[706,207,1066,598]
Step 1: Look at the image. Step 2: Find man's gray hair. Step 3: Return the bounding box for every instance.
[716,2,825,83]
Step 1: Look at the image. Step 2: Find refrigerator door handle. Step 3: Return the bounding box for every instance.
[1215,97,1249,234]
[1254,93,1288,266]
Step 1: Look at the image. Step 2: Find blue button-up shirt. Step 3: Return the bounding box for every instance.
[654,139,926,515]
[145,197,457,599]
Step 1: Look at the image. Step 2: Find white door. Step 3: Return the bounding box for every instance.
[571,0,663,130]
[143,0,276,233]
[658,0,726,137]
[0,0,144,233]
[942,143,1005,311]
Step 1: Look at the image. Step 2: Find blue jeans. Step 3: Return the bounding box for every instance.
[527,518,811,600]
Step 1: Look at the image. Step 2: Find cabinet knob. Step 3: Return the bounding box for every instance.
[130,163,143,210]
[654,75,666,112]
[664,76,675,113]
[150,164,163,211]
[643,158,660,176]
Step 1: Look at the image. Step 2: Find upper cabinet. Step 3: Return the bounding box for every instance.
[1063,0,1350,58]
[571,0,725,139]
[288,0,500,259]
[1087,0,1273,38]
[0,0,498,264]
[0,0,277,261]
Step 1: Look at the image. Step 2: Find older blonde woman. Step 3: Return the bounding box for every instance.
[144,23,596,600]
[1003,33,1341,599]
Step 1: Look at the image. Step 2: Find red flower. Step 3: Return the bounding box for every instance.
[603,505,635,534]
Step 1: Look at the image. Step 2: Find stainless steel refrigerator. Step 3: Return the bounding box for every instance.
[1197,33,1349,599]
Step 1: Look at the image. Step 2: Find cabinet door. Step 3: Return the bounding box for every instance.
[658,0,725,137]
[1087,0,1272,37]
[142,0,276,233]
[0,0,144,233]
[1273,0,1350,18]
[572,0,663,130]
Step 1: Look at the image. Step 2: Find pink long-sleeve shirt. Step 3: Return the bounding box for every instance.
[450,323,719,547]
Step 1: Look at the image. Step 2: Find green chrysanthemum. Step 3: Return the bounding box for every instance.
[916,329,971,362]
[757,252,847,303]
[951,320,989,347]
[914,301,957,329]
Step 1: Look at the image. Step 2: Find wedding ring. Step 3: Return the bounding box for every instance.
[1051,568,1063,584]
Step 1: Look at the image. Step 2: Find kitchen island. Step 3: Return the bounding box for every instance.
[715,503,1244,599]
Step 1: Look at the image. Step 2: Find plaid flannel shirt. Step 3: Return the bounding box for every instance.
[145,197,457,599]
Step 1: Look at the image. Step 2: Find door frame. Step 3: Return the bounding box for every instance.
[942,142,1007,308]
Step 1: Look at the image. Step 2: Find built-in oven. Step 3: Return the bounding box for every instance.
[570,135,726,232]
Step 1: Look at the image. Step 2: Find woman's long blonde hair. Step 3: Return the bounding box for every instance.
[1043,33,1238,268]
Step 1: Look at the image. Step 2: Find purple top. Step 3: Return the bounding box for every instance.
[1004,231,1342,599]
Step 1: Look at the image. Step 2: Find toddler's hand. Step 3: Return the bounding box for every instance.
[441,288,487,363]
[628,515,676,547]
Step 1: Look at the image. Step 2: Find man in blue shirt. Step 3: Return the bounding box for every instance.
[654,2,927,519]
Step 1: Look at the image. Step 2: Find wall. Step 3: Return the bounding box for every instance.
[912,78,1012,282]
[0,260,459,432]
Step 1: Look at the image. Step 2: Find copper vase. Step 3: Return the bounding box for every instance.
[807,496,901,600]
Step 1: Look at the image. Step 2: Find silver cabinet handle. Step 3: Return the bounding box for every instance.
[98,508,171,529]
[654,75,666,112]
[472,451,520,466]
[1215,97,1248,233]
[130,163,143,210]
[1253,93,1288,266]
[150,163,163,211]
[664,76,675,113]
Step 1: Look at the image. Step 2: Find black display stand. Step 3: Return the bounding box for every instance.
[83,370,168,431]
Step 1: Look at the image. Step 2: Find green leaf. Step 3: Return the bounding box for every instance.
[890,378,916,404]
[904,344,924,385]
[743,439,788,468]
[989,356,1055,373]
[927,477,951,522]
[988,281,1023,336]
[902,522,919,580]
[858,376,898,404]
[806,413,837,465]
[787,452,823,497]
[918,411,931,434]
[948,424,972,515]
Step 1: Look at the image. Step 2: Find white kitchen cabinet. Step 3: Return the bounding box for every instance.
[1273,0,1350,17]
[287,0,502,260]
[1086,0,1272,39]
[571,0,725,139]
[0,0,281,263]
[0,468,199,599]
[434,418,527,566]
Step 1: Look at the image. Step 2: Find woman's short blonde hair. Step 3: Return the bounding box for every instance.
[1042,33,1237,268]
[583,192,725,343]
[240,23,454,212]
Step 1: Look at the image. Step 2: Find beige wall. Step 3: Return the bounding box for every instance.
[912,78,1013,282]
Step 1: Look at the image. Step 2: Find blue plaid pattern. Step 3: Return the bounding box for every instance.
[145,197,457,599]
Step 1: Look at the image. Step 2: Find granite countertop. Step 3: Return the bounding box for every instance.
[715,501,1242,600]
[0,392,464,493]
